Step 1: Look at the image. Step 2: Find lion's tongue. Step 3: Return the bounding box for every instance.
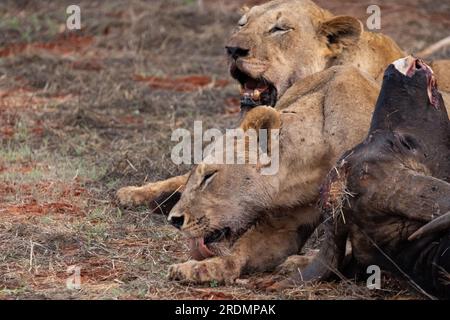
[189,237,214,261]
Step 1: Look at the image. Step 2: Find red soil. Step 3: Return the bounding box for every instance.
[0,34,94,58]
[134,74,230,92]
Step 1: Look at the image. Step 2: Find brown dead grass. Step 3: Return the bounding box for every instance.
[0,0,448,300]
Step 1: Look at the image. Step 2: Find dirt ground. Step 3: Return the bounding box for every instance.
[0,0,449,300]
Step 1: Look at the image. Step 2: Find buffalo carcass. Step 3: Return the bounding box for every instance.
[299,56,450,298]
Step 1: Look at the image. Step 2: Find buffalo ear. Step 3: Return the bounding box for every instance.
[319,16,363,50]
[240,106,281,132]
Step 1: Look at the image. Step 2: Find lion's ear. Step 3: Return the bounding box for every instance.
[319,16,363,49]
[196,163,206,177]
[240,106,281,132]
[240,5,250,14]
[239,106,280,169]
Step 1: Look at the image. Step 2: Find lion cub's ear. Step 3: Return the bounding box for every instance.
[319,16,363,51]
[240,106,281,132]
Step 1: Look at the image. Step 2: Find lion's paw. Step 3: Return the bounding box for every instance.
[266,279,298,292]
[253,276,298,292]
[168,259,238,284]
[275,254,315,275]
[252,276,278,290]
[116,186,153,206]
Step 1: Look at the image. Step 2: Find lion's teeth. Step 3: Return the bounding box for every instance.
[253,89,261,100]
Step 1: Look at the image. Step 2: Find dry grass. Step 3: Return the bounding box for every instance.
[0,0,449,300]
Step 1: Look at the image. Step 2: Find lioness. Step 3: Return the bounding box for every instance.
[296,57,450,298]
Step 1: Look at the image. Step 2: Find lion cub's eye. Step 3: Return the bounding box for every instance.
[200,171,218,190]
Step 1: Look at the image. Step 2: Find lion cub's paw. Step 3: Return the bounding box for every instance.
[168,260,238,284]
[116,186,152,206]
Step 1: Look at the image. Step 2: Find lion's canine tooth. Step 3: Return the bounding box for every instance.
[253,89,261,100]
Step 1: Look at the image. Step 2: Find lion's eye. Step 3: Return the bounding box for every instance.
[269,25,291,34]
[238,15,247,27]
[200,171,217,190]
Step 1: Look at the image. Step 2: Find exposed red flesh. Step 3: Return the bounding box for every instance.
[394,56,439,108]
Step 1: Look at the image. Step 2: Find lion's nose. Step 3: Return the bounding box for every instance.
[225,46,249,60]
[168,213,185,229]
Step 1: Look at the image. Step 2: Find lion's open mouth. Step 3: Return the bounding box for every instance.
[189,227,231,261]
[230,64,277,110]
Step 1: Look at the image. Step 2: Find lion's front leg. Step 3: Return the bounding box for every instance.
[168,206,321,285]
[117,173,189,210]
[166,220,300,285]
[168,256,243,284]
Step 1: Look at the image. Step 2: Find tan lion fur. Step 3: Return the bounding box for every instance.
[117,0,450,283]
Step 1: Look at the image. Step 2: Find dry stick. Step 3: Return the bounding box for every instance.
[416,36,450,58]
[139,183,186,225]
[126,159,138,172]
[29,240,34,272]
[357,227,437,300]
[197,0,204,12]
[150,184,184,215]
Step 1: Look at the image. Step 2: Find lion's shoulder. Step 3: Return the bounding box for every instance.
[276,65,378,112]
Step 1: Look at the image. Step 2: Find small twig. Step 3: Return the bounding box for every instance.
[72,169,79,180]
[416,36,450,58]
[150,184,183,215]
[28,240,34,272]
[126,159,138,172]
[197,0,204,12]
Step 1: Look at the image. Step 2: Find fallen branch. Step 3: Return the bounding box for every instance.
[416,36,450,58]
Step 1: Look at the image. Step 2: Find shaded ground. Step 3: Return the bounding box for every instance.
[0,0,449,299]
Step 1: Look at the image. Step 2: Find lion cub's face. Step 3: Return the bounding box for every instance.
[168,162,276,259]
[226,0,362,109]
